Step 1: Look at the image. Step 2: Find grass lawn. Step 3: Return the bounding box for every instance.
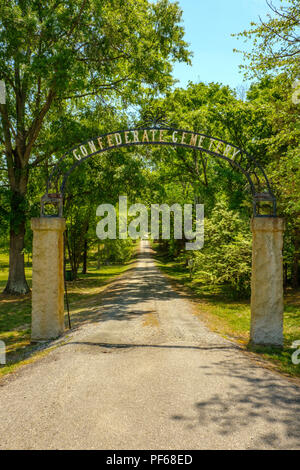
[153,244,300,380]
[0,251,136,378]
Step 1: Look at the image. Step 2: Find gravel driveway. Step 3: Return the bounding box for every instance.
[0,240,299,450]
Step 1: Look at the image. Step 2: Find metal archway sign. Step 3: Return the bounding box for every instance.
[34,112,284,348]
[42,123,276,217]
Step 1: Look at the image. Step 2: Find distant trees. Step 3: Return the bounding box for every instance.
[193,201,252,296]
[0,0,298,296]
[233,0,300,287]
[0,0,190,293]
[147,69,299,291]
[233,0,300,77]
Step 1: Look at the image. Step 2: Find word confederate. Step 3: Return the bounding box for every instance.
[72,128,241,161]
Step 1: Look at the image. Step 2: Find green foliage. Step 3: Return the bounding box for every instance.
[0,0,299,295]
[246,74,300,215]
[146,73,299,289]
[245,73,300,286]
[233,0,300,78]
[0,0,191,292]
[193,202,252,296]
[98,239,135,264]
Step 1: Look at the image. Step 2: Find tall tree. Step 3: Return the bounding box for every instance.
[233,0,300,78]
[0,0,190,293]
[233,0,300,287]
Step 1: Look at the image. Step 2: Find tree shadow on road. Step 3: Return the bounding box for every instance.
[62,341,236,351]
[170,353,300,449]
[68,248,193,330]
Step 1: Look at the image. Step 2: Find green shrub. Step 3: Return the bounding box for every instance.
[193,201,252,296]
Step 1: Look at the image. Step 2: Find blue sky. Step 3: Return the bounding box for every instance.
[172,0,281,91]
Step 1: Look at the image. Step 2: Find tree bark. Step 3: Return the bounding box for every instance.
[97,241,101,269]
[283,262,288,288]
[65,228,77,280]
[291,229,300,289]
[1,83,55,295]
[82,239,88,274]
[4,190,30,294]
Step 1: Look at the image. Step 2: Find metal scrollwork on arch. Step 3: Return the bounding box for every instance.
[42,114,277,218]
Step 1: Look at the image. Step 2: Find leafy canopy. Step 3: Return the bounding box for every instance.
[233,0,300,78]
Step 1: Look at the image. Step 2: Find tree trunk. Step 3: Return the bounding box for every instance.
[66,229,77,280]
[0,67,55,294]
[291,230,300,289]
[283,262,288,288]
[97,242,101,269]
[82,239,88,274]
[4,191,29,294]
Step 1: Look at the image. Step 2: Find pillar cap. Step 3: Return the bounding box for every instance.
[251,217,285,232]
[31,217,66,232]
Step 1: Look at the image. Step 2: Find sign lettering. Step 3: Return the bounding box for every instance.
[70,128,241,162]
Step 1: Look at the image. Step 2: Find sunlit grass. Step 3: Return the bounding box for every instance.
[0,252,32,290]
[0,255,135,378]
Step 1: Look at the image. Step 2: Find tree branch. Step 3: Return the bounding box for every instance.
[24,89,56,162]
[0,103,15,187]
[61,75,132,100]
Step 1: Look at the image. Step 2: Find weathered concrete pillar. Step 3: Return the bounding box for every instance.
[31,217,66,342]
[250,217,285,347]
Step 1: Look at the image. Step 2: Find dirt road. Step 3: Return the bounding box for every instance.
[0,240,299,449]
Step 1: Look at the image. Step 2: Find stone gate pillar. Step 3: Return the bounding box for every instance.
[250,217,285,346]
[31,217,66,342]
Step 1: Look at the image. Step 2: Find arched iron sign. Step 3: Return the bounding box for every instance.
[42,114,276,217]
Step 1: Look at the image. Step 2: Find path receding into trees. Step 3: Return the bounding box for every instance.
[0,240,299,449]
